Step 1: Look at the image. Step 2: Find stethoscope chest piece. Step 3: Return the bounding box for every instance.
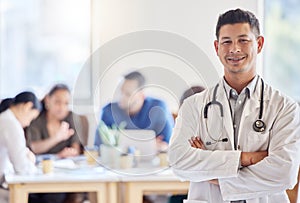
[253,119,266,132]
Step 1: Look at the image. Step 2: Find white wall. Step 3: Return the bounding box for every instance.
[74,0,263,145]
[90,0,262,111]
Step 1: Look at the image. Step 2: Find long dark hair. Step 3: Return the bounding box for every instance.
[0,91,42,114]
[41,84,70,112]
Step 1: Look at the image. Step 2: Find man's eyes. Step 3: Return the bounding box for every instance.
[239,39,250,43]
[220,39,250,45]
[221,40,231,45]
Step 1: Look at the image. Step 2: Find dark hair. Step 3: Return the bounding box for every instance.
[180,86,205,106]
[41,83,70,112]
[0,98,13,113]
[124,71,146,88]
[48,83,70,96]
[215,8,260,40]
[0,92,41,113]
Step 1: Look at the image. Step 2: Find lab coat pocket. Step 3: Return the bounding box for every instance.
[183,200,208,203]
[246,130,270,151]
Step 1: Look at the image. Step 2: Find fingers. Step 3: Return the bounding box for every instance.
[189,136,206,150]
[60,121,70,130]
[68,128,75,136]
[188,139,196,147]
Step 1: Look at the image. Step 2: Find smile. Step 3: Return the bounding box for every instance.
[226,56,246,62]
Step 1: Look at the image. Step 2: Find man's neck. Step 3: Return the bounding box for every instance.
[224,73,256,94]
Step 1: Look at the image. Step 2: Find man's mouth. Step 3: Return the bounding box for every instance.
[226,56,246,62]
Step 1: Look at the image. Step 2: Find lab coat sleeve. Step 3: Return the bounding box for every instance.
[219,100,300,201]
[168,95,241,182]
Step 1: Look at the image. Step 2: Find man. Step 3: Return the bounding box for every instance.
[168,9,300,203]
[94,71,174,151]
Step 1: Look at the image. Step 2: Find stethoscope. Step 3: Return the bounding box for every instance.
[203,78,266,146]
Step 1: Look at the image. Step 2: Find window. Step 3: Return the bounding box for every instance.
[264,0,300,101]
[0,0,91,99]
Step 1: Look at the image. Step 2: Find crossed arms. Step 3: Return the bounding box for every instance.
[189,136,268,167]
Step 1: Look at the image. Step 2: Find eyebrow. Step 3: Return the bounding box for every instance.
[220,34,250,41]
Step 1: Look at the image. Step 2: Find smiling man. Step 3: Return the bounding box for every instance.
[169,9,300,203]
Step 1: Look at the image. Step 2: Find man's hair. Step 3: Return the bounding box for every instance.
[124,71,146,88]
[215,8,260,40]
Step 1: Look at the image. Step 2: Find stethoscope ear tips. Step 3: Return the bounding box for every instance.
[253,119,266,132]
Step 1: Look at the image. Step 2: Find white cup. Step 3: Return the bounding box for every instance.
[120,154,134,169]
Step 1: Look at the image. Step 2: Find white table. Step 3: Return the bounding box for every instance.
[6,158,189,203]
[6,166,119,203]
[118,168,189,203]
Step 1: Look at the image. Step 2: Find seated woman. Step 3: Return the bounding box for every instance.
[0,92,41,203]
[26,84,84,203]
[26,84,81,158]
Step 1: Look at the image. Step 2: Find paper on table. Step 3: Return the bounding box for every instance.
[53,159,77,169]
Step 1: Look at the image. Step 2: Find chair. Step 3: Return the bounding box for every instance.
[72,113,89,152]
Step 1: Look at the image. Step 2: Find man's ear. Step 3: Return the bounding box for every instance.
[214,40,219,55]
[257,36,264,54]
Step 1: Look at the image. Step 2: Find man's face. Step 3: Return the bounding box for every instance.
[118,79,144,112]
[214,23,264,75]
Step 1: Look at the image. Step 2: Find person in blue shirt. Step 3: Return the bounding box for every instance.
[94,71,174,151]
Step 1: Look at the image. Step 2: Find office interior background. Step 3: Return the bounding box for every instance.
[0,0,299,145]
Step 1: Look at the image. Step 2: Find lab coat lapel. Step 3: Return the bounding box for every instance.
[239,78,270,150]
[216,80,235,150]
[242,78,269,118]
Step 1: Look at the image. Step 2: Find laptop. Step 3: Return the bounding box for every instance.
[117,129,157,161]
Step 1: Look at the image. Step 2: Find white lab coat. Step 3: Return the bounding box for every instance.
[169,78,300,203]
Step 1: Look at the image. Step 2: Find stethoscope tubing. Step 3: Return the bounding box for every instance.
[203,78,266,146]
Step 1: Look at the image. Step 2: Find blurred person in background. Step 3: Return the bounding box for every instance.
[179,86,205,107]
[94,71,174,152]
[0,92,41,203]
[26,84,84,203]
[26,84,81,158]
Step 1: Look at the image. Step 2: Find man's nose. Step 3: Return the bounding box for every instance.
[230,41,241,53]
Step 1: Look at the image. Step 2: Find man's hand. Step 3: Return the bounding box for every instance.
[156,135,168,152]
[188,136,268,185]
[241,151,268,167]
[188,136,206,150]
